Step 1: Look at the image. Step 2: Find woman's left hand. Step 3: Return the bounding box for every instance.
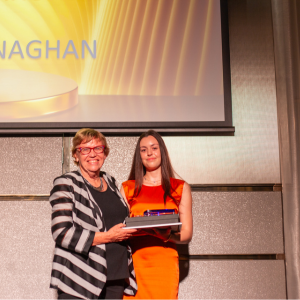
[153,227,172,241]
[142,227,172,242]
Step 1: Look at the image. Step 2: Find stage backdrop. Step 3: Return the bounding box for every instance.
[0,0,232,132]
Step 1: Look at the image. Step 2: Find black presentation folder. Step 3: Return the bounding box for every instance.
[124,214,181,232]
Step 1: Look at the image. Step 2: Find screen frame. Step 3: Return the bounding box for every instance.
[0,0,234,135]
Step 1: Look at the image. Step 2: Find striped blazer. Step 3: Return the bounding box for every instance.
[49,170,137,299]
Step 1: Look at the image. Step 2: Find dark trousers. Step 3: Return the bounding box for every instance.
[57,279,125,300]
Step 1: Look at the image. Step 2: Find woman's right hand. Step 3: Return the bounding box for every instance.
[92,224,137,245]
[107,223,137,242]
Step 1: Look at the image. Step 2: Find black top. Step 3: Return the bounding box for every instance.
[87,183,129,280]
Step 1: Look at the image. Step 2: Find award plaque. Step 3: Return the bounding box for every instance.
[124,214,181,232]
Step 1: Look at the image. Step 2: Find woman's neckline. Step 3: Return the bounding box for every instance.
[81,172,108,192]
[91,184,108,194]
[142,184,162,187]
[92,186,108,193]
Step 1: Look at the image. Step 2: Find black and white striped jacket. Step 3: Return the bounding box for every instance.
[49,170,137,299]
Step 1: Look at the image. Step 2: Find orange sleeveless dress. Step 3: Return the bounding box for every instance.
[122,178,184,300]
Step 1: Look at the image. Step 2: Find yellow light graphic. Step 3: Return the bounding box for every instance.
[0,69,78,119]
[0,0,222,96]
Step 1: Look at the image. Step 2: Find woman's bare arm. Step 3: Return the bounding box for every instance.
[153,182,193,244]
[171,182,193,243]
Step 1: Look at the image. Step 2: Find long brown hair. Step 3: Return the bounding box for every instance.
[128,130,177,206]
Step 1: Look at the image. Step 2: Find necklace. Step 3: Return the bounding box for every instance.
[92,177,103,192]
[144,177,161,185]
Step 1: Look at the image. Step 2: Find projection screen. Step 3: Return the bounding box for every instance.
[0,0,233,133]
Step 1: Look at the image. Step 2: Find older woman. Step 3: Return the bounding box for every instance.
[121,130,193,299]
[49,128,137,299]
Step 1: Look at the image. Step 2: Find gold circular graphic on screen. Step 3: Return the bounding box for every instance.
[0,70,78,119]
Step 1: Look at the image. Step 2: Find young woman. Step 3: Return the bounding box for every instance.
[121,130,193,299]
